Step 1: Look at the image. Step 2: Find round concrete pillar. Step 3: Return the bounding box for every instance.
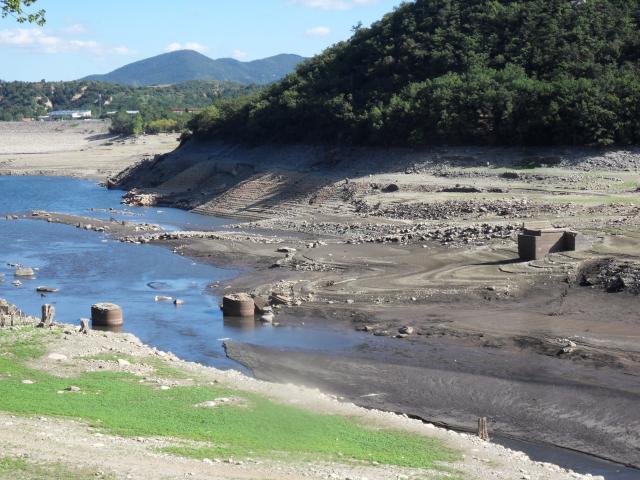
[91,303,124,327]
[222,293,255,317]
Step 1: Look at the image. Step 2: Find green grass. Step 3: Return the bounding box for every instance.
[0,327,50,360]
[0,328,458,469]
[81,352,192,379]
[0,456,115,480]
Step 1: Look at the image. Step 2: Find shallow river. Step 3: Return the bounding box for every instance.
[0,176,362,370]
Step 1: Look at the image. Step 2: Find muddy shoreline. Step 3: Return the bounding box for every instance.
[12,208,640,472]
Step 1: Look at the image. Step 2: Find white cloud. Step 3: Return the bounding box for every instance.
[61,23,88,35]
[165,42,208,53]
[165,42,182,52]
[112,46,134,55]
[306,26,331,36]
[290,0,378,10]
[0,28,132,55]
[232,49,248,60]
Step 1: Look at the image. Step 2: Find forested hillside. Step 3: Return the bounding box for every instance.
[0,80,257,121]
[83,50,305,87]
[190,0,640,146]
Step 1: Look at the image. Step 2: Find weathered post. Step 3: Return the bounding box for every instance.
[39,304,55,328]
[478,417,490,441]
[79,318,90,334]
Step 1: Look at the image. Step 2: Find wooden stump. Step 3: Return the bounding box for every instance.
[478,417,490,441]
[39,304,55,328]
[79,318,89,334]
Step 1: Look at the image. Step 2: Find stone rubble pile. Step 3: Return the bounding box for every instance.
[345,223,520,246]
[0,299,37,327]
[120,231,281,245]
[580,259,640,294]
[121,190,162,207]
[359,198,569,221]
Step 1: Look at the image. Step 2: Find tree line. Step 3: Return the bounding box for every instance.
[0,79,257,124]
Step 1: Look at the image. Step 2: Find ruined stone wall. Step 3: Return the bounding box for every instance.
[0,299,36,327]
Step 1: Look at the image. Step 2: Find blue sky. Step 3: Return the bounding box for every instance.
[0,0,404,81]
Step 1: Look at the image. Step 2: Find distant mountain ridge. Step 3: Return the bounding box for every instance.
[82,50,305,86]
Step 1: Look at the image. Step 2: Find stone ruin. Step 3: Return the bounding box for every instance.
[518,225,590,261]
[0,299,36,327]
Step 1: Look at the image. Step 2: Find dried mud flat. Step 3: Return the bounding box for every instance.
[0,120,178,179]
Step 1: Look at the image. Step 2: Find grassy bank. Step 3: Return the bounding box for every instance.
[0,457,114,480]
[0,327,458,470]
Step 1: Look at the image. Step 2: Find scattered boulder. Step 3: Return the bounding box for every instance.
[381,183,400,193]
[122,190,160,207]
[277,247,297,254]
[440,185,482,193]
[47,353,67,361]
[194,397,248,409]
[578,259,640,294]
[260,313,275,323]
[14,267,35,277]
[398,326,415,335]
[252,295,271,314]
[36,286,59,293]
[501,172,521,180]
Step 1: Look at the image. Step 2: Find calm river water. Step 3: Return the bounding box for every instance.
[0,176,361,370]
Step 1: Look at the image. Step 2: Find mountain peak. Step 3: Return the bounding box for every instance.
[82,51,305,87]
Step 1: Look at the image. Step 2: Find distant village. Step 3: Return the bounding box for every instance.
[36,109,138,121]
[33,107,203,122]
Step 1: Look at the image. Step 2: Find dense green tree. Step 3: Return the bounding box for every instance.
[0,79,259,122]
[189,0,640,147]
[1,0,45,25]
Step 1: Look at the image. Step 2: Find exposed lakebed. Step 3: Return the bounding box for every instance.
[0,176,638,479]
[0,176,362,370]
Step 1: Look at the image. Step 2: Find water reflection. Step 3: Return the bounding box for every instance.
[223,315,260,331]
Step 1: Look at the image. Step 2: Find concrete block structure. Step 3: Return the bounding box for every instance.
[518,227,585,261]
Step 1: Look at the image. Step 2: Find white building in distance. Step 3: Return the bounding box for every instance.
[48,110,92,120]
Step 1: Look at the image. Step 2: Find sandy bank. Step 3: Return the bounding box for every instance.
[0,121,178,180]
